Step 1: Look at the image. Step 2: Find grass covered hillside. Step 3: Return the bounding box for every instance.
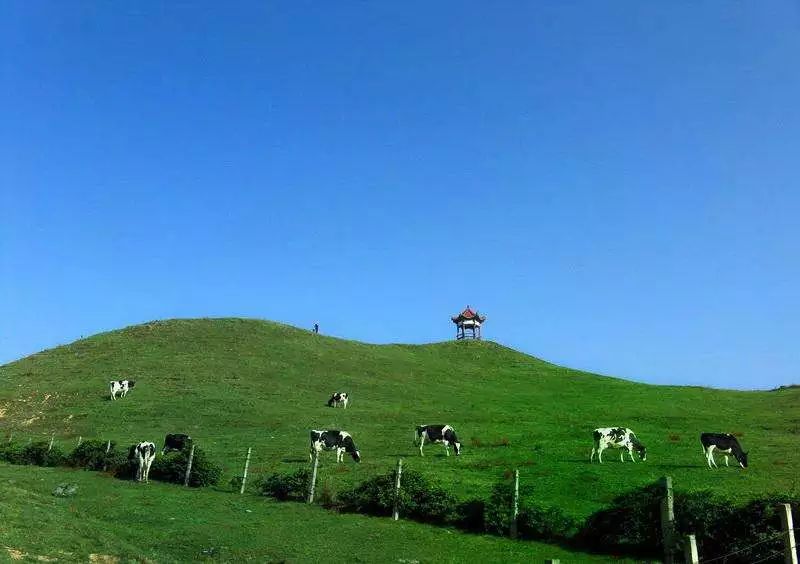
[1,318,798,521]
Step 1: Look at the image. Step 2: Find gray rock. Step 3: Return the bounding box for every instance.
[52,483,78,497]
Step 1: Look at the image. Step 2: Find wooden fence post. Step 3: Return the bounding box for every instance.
[183,444,195,486]
[683,534,699,564]
[307,451,319,503]
[392,458,403,521]
[47,433,55,452]
[780,503,798,564]
[239,447,252,494]
[660,476,675,564]
[102,440,112,471]
[510,469,520,539]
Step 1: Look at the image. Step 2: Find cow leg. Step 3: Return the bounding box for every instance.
[598,446,604,464]
[620,450,624,462]
[444,443,450,457]
[628,447,636,463]
[724,455,729,467]
[419,435,425,456]
[590,444,597,462]
[708,448,718,468]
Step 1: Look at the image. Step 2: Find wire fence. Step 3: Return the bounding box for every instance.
[700,527,798,563]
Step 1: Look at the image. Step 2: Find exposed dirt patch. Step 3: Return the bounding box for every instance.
[89,554,120,563]
[5,547,25,560]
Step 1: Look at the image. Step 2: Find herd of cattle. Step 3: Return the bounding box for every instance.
[109,380,750,483]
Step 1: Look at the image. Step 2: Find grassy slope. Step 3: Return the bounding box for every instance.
[1,463,619,563]
[1,318,798,523]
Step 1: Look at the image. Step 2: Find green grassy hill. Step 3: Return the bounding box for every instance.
[1,317,798,524]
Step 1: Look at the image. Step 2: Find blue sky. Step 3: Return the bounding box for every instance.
[2,2,798,389]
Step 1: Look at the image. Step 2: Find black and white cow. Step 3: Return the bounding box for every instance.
[128,441,156,482]
[414,425,461,457]
[326,392,349,409]
[700,433,748,469]
[109,380,135,400]
[590,427,647,463]
[309,430,361,463]
[162,433,192,455]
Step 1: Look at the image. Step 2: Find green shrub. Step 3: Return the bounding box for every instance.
[518,504,577,542]
[68,440,116,471]
[338,468,458,524]
[574,483,800,562]
[256,468,311,501]
[453,499,485,532]
[484,474,575,542]
[106,449,137,479]
[18,441,65,467]
[150,448,221,487]
[0,442,24,464]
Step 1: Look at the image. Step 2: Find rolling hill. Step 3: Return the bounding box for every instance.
[1,317,798,524]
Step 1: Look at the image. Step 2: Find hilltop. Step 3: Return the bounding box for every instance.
[1,318,798,520]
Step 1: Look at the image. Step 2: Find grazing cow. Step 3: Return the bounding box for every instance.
[309,430,361,463]
[590,427,647,463]
[129,441,156,482]
[162,433,192,455]
[109,380,135,400]
[414,425,461,457]
[326,392,349,409]
[700,433,748,468]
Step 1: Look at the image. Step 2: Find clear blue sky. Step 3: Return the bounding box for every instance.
[2,3,798,389]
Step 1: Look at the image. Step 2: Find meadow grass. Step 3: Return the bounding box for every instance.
[1,318,798,560]
[0,463,622,563]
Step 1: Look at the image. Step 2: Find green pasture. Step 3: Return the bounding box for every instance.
[1,318,797,560]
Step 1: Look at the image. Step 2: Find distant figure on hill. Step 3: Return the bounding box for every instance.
[313,323,319,334]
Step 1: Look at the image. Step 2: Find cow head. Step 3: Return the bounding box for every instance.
[351,449,361,463]
[128,381,135,388]
[636,444,647,461]
[453,441,462,456]
[737,451,748,468]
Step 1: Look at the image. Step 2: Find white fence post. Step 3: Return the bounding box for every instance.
[183,444,195,486]
[47,433,54,452]
[307,451,319,503]
[683,534,699,564]
[392,458,403,521]
[660,476,675,564]
[510,469,520,539]
[781,503,798,564]
[239,447,252,494]
[105,440,111,453]
[77,436,82,447]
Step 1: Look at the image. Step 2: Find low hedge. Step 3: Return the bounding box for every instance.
[256,468,311,501]
[68,440,117,471]
[338,468,460,524]
[150,448,221,487]
[575,483,800,562]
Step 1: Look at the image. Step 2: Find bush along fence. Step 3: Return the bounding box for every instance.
[2,437,797,563]
[0,434,221,488]
[257,455,799,564]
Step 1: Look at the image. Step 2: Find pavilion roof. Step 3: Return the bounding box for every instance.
[451,306,486,323]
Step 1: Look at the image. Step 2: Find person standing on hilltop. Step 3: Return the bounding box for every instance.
[313,323,319,334]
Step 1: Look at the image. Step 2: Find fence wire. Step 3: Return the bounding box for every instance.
[700,527,798,564]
